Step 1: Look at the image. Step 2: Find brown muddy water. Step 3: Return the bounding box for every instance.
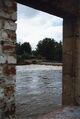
[16,65,62,119]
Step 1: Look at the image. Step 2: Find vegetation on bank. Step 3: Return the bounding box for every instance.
[16,38,62,64]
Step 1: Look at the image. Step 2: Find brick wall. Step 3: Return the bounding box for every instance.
[0,0,16,118]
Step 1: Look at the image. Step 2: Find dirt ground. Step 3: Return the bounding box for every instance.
[37,106,80,119]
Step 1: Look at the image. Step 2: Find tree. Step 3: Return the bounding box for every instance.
[57,41,62,62]
[21,42,32,55]
[36,38,56,60]
[16,42,32,55]
[36,38,62,62]
[54,41,62,62]
[16,42,22,55]
[16,42,32,64]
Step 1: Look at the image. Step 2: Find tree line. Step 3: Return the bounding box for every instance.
[16,38,62,64]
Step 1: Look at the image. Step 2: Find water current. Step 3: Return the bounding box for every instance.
[16,65,62,119]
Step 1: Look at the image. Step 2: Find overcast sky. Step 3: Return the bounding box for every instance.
[16,3,63,50]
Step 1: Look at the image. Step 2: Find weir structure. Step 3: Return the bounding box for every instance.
[0,0,80,118]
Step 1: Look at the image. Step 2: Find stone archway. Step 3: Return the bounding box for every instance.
[0,0,80,118]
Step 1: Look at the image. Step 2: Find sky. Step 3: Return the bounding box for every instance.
[16,3,63,50]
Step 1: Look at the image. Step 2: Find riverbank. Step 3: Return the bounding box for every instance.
[37,106,80,119]
[17,59,62,66]
[39,62,62,66]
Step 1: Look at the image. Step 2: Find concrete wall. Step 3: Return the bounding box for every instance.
[63,16,80,105]
[75,17,80,105]
[0,0,16,118]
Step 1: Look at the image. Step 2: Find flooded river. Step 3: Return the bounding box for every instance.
[16,65,62,119]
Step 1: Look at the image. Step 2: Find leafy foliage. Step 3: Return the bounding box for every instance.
[16,42,32,55]
[16,38,62,64]
[16,42,32,64]
[36,38,62,62]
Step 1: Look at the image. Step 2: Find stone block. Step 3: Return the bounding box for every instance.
[0,0,16,21]
[4,85,15,97]
[0,66,3,75]
[11,12,17,21]
[0,10,17,21]
[4,102,16,118]
[0,87,4,99]
[0,19,4,29]
[0,77,5,88]
[0,19,16,31]
[5,75,16,85]
[0,98,4,109]
[0,54,7,64]
[3,82,16,118]
[3,65,16,76]
[6,30,16,42]
[3,44,16,53]
[5,95,15,104]
[0,50,16,64]
[0,29,16,44]
[4,20,16,31]
[0,33,16,64]
[0,30,8,40]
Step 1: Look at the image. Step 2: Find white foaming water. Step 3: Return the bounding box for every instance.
[16,64,62,71]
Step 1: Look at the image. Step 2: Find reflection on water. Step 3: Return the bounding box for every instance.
[16,65,62,119]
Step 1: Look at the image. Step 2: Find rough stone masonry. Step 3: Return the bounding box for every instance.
[0,0,16,118]
[0,0,80,119]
